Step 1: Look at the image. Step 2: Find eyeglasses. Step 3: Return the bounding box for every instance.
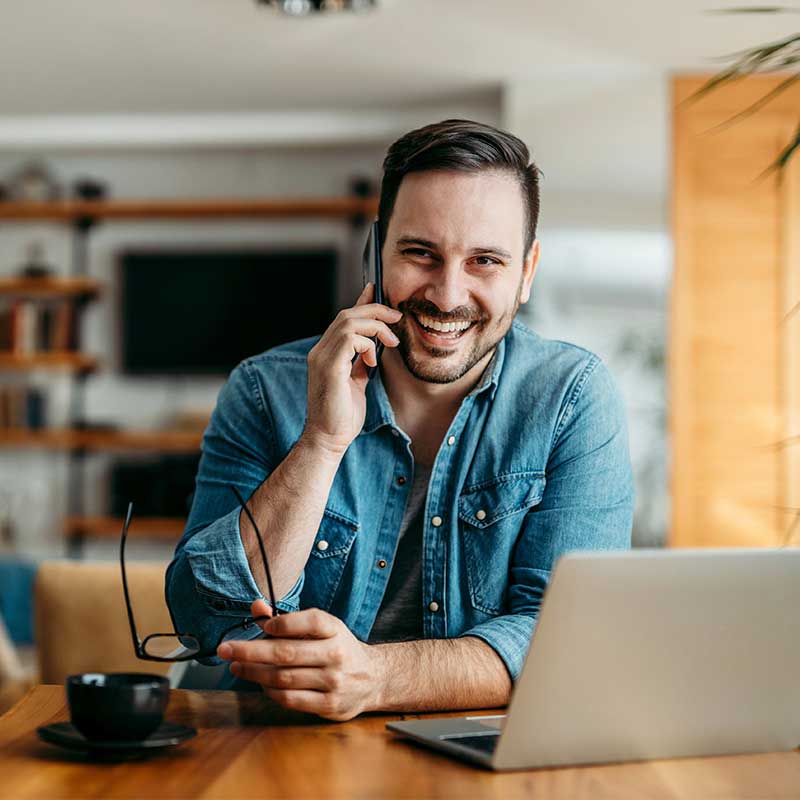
[120,485,279,662]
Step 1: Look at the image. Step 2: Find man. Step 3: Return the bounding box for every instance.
[166,119,633,721]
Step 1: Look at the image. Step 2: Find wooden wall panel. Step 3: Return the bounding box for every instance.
[671,76,800,547]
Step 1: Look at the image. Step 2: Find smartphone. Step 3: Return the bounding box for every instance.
[361,220,384,377]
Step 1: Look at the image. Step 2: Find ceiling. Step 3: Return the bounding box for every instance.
[0,0,793,114]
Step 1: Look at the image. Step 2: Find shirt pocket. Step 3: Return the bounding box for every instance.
[458,471,546,615]
[301,508,359,610]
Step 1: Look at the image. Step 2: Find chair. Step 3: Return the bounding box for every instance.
[34,560,173,684]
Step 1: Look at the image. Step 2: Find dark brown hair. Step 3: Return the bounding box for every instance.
[378,119,541,255]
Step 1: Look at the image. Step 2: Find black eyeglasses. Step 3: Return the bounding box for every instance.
[120,485,279,662]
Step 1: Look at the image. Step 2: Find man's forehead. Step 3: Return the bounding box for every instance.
[389,170,526,251]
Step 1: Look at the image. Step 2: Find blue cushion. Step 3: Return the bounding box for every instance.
[0,558,37,644]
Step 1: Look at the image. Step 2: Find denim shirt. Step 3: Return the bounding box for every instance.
[165,320,634,683]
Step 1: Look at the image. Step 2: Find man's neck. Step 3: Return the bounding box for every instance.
[379,346,495,465]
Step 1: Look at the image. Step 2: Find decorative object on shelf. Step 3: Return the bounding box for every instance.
[0,387,47,431]
[0,296,77,354]
[72,177,109,202]
[255,0,376,15]
[18,242,55,280]
[4,161,62,202]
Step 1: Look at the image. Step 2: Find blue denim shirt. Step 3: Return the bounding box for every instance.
[165,320,633,683]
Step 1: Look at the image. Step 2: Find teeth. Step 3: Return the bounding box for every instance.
[416,314,473,333]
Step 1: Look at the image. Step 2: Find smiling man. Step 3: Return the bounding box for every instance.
[166,119,634,720]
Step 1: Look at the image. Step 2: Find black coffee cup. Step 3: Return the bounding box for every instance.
[66,673,170,741]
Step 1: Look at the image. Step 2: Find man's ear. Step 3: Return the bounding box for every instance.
[518,239,540,305]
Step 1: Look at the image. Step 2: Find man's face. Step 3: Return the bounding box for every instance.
[382,169,539,384]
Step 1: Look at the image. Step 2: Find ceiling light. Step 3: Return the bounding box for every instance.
[256,0,377,15]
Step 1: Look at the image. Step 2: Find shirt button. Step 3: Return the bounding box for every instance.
[377,559,387,569]
[429,601,439,613]
[447,435,456,446]
[316,540,329,552]
[391,429,400,437]
[476,509,487,521]
[431,516,443,527]
[396,476,407,486]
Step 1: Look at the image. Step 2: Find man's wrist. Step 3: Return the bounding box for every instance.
[298,428,349,465]
[363,642,388,713]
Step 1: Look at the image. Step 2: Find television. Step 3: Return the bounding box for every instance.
[120,248,337,375]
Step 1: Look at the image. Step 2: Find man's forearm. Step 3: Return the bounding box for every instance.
[368,636,512,713]
[240,434,343,600]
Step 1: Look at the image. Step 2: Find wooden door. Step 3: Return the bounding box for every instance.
[671,75,800,546]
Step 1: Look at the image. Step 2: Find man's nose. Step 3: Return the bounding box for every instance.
[423,262,470,313]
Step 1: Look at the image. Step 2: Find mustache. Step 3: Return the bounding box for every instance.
[397,298,484,324]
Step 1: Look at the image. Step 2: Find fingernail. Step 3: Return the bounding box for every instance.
[218,643,232,659]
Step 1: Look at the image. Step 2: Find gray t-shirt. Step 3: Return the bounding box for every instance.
[367,463,431,644]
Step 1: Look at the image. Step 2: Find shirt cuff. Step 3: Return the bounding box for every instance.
[458,614,536,682]
[183,505,304,615]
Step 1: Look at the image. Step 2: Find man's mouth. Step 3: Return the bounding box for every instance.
[410,312,478,344]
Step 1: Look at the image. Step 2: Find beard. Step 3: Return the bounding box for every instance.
[387,292,520,385]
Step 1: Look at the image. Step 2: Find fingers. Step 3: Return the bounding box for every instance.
[351,335,378,369]
[261,608,341,639]
[355,282,374,306]
[218,637,334,668]
[338,301,402,327]
[262,688,347,720]
[230,663,338,692]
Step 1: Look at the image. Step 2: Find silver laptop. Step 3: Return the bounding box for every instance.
[386,549,800,770]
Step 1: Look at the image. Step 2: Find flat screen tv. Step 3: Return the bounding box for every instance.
[121,248,337,375]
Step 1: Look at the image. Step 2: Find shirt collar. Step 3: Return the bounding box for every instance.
[362,335,506,435]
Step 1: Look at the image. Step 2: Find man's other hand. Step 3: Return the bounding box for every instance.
[217,600,381,721]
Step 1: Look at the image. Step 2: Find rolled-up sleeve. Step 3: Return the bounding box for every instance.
[165,359,304,658]
[459,358,634,681]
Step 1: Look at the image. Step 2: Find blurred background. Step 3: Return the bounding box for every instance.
[0,1,797,701]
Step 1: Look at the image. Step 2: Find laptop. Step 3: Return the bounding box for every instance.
[386,549,800,770]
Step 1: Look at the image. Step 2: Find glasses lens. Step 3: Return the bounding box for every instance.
[142,634,200,659]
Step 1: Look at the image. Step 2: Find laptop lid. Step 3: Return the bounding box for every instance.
[493,549,800,770]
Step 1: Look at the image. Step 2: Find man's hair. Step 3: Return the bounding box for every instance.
[378,119,542,256]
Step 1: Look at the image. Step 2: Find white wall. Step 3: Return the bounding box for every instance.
[504,76,671,545]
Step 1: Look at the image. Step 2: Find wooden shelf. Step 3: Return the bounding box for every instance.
[0,277,101,299]
[0,197,378,222]
[0,427,203,452]
[65,515,185,540]
[0,351,98,372]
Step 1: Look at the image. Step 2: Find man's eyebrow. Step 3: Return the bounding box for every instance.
[395,236,513,260]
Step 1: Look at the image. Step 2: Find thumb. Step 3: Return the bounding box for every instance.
[251,597,274,621]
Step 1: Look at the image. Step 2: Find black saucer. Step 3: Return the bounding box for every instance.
[37,721,196,756]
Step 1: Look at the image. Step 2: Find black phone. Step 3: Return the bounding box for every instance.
[361,220,384,376]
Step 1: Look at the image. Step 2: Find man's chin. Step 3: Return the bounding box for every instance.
[400,343,484,385]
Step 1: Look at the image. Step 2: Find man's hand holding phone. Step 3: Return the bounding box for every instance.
[303,282,401,459]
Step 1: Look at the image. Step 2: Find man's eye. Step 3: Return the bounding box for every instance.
[474,256,499,266]
[403,248,433,258]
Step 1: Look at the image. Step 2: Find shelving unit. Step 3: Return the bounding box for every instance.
[0,194,377,553]
[0,428,202,451]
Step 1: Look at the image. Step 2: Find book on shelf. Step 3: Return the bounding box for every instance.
[0,297,78,354]
[0,386,47,430]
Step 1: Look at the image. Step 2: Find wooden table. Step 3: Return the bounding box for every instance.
[1,686,799,799]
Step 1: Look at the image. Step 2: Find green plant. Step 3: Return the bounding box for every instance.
[688,6,799,173]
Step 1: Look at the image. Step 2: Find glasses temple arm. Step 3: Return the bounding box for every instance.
[119,502,144,655]
[231,486,279,615]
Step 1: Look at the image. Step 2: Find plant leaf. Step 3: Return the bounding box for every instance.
[707,6,800,13]
[756,120,800,178]
[707,72,800,131]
